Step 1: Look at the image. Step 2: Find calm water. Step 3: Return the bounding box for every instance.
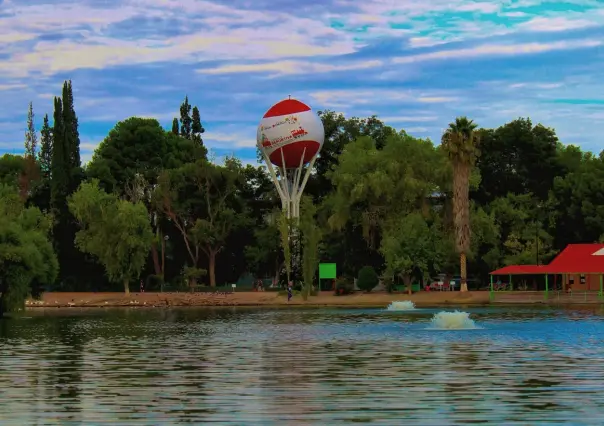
[1,306,604,425]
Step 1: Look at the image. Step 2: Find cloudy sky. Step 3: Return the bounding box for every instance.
[0,0,603,164]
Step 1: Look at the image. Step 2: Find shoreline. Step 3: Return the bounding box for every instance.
[23,291,604,309]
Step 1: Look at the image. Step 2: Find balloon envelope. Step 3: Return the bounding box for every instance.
[257,98,324,168]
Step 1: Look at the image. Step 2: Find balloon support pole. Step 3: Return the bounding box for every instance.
[262,148,317,221]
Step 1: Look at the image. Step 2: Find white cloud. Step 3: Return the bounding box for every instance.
[517,16,601,32]
[508,82,563,89]
[393,39,601,64]
[0,1,359,78]
[204,132,257,148]
[308,89,458,108]
[199,60,383,76]
[0,83,27,91]
[380,115,439,123]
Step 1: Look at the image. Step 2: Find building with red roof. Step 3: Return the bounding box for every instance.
[490,244,604,295]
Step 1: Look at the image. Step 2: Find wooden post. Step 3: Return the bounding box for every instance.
[544,274,549,300]
[490,275,494,301]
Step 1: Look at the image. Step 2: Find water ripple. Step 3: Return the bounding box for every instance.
[0,307,604,424]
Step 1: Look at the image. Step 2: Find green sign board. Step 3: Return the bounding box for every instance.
[319,263,337,279]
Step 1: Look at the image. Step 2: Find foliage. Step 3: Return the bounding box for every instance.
[68,180,154,294]
[24,102,38,158]
[154,159,246,287]
[357,266,379,293]
[6,91,604,295]
[278,211,292,284]
[334,276,354,296]
[300,196,322,300]
[0,184,57,316]
[380,213,443,294]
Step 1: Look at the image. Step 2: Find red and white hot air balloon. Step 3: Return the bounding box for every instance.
[257,98,324,169]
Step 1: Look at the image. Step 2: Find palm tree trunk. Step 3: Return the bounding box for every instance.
[460,252,468,292]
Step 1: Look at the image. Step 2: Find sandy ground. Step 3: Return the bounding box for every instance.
[25,290,491,309]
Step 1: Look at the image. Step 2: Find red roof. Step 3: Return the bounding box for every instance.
[546,244,604,273]
[490,265,548,275]
[490,244,604,275]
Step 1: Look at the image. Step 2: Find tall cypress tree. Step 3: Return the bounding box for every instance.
[191,106,205,146]
[179,96,192,138]
[24,102,37,158]
[38,114,53,180]
[62,81,81,190]
[171,118,179,135]
[50,96,67,211]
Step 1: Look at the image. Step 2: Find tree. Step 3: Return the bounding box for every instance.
[380,212,442,294]
[0,184,57,316]
[548,155,604,248]
[62,80,81,175]
[50,96,68,210]
[87,117,208,279]
[171,118,179,135]
[357,266,379,293]
[155,159,245,287]
[328,133,442,249]
[68,181,154,294]
[24,102,37,158]
[308,111,397,201]
[299,196,322,299]
[475,118,559,204]
[38,114,52,179]
[191,106,205,146]
[245,216,282,284]
[441,117,480,292]
[179,96,192,139]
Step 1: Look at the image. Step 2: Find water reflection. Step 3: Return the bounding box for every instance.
[0,307,604,423]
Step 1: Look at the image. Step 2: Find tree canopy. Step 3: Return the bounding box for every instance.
[4,81,604,297]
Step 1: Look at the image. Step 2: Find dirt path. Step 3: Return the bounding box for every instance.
[26,290,491,308]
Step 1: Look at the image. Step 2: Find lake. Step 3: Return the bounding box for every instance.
[1,306,604,425]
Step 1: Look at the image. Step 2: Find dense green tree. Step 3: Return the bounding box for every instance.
[548,154,604,247]
[154,159,247,287]
[87,117,206,195]
[441,117,481,292]
[328,133,441,248]
[381,212,443,294]
[475,118,559,203]
[68,181,154,294]
[171,118,179,135]
[0,184,57,316]
[308,111,397,200]
[87,117,208,281]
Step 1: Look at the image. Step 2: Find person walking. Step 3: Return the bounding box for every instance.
[140,279,145,293]
[287,283,293,302]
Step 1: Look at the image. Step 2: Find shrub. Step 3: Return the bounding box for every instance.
[357,266,379,293]
[382,275,395,293]
[334,277,354,296]
[146,274,164,291]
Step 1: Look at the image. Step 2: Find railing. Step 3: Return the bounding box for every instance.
[491,290,604,303]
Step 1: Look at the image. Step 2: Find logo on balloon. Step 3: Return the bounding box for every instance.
[259,115,299,132]
[261,125,309,149]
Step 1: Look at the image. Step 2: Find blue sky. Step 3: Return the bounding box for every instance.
[1,0,603,165]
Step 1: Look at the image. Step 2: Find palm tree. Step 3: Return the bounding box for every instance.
[441,117,480,292]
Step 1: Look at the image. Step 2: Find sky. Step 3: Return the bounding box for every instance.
[0,0,603,165]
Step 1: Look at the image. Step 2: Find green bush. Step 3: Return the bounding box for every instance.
[357,266,379,293]
[334,277,354,296]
